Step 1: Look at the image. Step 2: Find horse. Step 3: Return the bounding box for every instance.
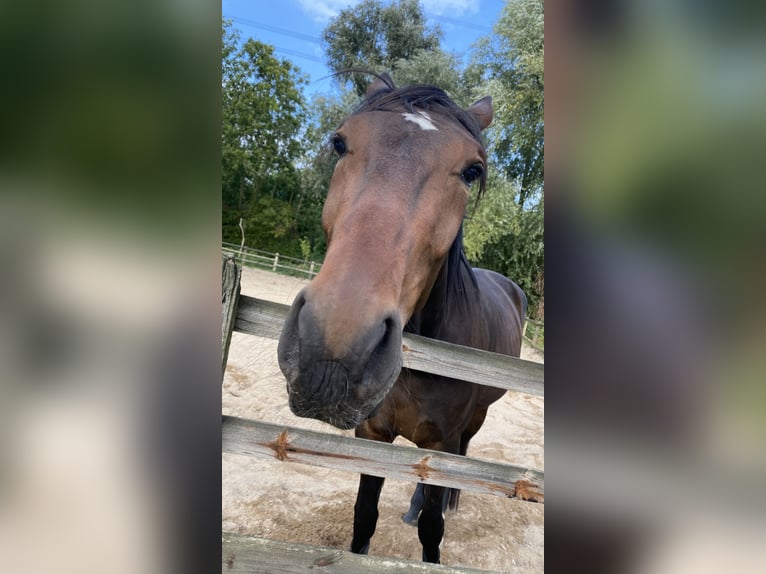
[277,73,526,564]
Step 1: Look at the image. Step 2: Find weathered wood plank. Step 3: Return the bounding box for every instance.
[222,416,543,502]
[222,255,242,379]
[233,295,544,396]
[401,334,544,397]
[234,295,292,341]
[222,532,496,574]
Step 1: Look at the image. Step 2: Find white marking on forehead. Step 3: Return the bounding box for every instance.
[401,111,438,131]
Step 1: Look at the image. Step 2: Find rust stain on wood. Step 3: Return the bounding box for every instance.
[289,446,360,461]
[402,343,424,354]
[412,455,434,480]
[514,479,544,503]
[487,482,516,498]
[261,430,363,462]
[265,430,291,461]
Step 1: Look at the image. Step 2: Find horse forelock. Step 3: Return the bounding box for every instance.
[351,83,488,202]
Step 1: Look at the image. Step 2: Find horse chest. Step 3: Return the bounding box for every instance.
[381,372,483,442]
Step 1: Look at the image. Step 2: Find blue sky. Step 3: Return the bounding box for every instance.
[222,0,506,98]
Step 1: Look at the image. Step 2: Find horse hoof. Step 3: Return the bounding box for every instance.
[401,512,419,526]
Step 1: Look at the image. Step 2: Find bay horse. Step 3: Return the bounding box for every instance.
[277,73,526,563]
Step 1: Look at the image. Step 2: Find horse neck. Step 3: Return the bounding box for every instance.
[405,230,478,340]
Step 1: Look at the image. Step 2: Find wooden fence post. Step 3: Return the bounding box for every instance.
[238,218,245,261]
[222,254,242,380]
[309,261,315,277]
[272,253,279,272]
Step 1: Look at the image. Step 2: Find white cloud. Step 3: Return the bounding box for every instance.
[295,0,360,22]
[295,0,479,23]
[420,0,479,16]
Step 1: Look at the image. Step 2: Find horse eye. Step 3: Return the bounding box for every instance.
[331,134,346,156]
[461,163,484,186]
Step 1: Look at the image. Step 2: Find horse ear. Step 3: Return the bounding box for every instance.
[467,96,493,130]
[365,73,393,97]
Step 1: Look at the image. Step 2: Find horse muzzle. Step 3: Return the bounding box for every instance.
[277,289,403,429]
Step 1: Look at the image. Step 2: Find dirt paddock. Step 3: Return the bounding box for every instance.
[222,266,544,573]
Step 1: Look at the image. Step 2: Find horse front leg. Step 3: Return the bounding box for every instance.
[417,483,447,563]
[350,474,385,554]
[350,420,393,554]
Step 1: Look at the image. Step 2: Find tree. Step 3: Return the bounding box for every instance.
[322,0,442,95]
[222,21,308,252]
[390,48,472,105]
[465,0,544,317]
[472,0,543,207]
[463,171,544,316]
[464,173,521,263]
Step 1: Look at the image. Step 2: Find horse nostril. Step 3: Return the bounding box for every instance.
[378,316,396,351]
[278,290,308,378]
[362,314,401,384]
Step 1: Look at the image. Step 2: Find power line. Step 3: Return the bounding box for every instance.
[229,12,492,40]
[228,15,326,63]
[231,16,322,44]
[272,46,326,64]
[226,9,492,67]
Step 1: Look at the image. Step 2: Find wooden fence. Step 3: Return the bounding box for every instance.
[223,241,322,278]
[221,255,544,573]
[226,242,543,353]
[523,318,544,352]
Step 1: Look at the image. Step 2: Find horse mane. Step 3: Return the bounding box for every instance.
[346,73,486,327]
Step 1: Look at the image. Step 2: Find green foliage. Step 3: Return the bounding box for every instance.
[476,197,544,318]
[472,0,544,207]
[464,174,544,318]
[390,49,472,105]
[461,0,545,317]
[322,0,441,95]
[299,237,311,260]
[464,173,521,261]
[222,21,309,256]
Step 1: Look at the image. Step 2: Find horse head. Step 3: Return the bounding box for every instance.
[278,74,493,429]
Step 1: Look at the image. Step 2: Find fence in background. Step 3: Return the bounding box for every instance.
[222,241,322,278]
[223,243,544,354]
[523,318,544,352]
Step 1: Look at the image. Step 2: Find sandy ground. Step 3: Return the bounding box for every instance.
[222,266,544,573]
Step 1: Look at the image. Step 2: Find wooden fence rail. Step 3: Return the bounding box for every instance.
[223,242,322,278]
[223,533,493,574]
[234,295,544,397]
[223,416,543,502]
